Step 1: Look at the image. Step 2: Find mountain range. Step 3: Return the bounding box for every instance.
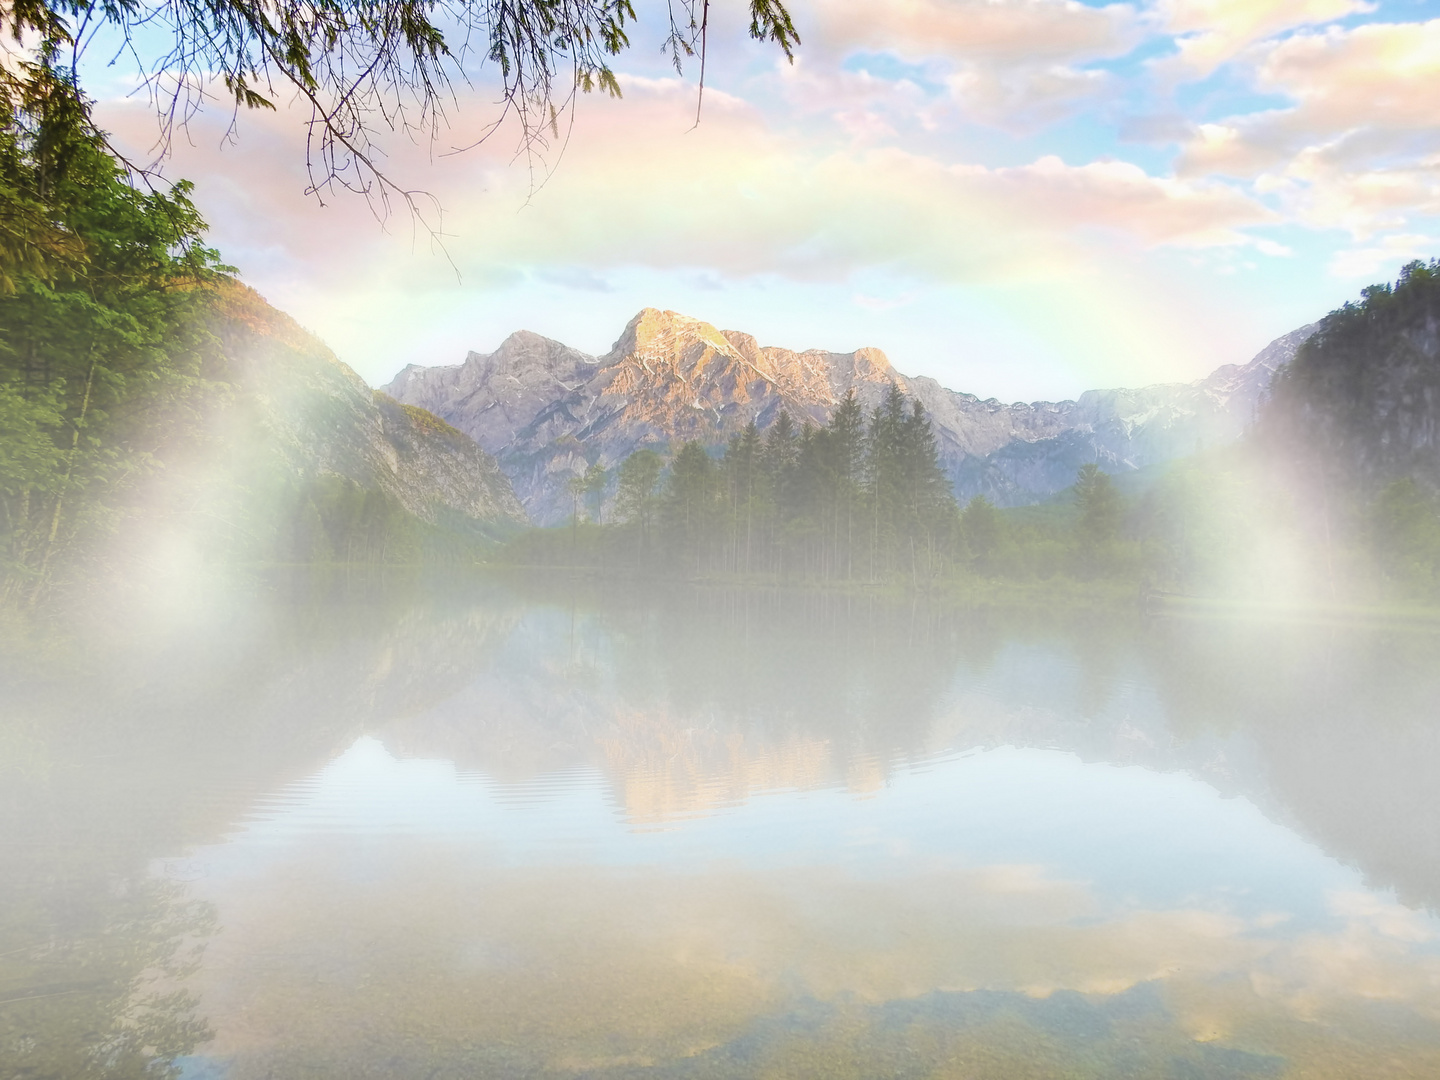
[384,308,1313,524]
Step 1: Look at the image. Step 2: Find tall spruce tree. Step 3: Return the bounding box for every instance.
[865,385,909,578]
[1074,462,1121,576]
[664,440,718,573]
[615,448,663,556]
[828,390,865,579]
[901,398,955,575]
[722,422,763,574]
[761,409,798,572]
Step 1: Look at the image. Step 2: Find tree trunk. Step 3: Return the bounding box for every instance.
[29,350,98,607]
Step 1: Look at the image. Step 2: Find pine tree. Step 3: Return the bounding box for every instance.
[583,461,608,524]
[960,495,1000,572]
[829,391,865,579]
[899,399,955,578]
[664,440,718,573]
[722,422,762,574]
[762,410,799,573]
[864,385,909,578]
[615,448,663,557]
[1074,462,1121,575]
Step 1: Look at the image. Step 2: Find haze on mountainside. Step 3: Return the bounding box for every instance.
[5,0,1440,611]
[9,5,1440,1079]
[5,252,1440,613]
[6,256,1440,1077]
[385,307,1312,523]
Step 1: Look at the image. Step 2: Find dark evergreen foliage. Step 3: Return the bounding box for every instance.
[0,85,229,605]
[1074,462,1122,574]
[516,384,966,584]
[1250,260,1440,599]
[1266,258,1440,493]
[0,90,512,609]
[1368,478,1440,595]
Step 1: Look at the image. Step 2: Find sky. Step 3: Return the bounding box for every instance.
[88,0,1440,401]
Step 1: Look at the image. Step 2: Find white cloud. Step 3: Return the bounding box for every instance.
[1257,20,1440,137]
[1263,152,1440,238]
[1328,233,1438,279]
[1181,21,1440,180]
[808,0,1142,63]
[1156,0,1376,79]
[967,154,1275,248]
[775,55,937,142]
[947,63,1116,130]
[790,0,1140,133]
[111,77,1272,295]
[1173,18,1440,266]
[1253,238,1294,257]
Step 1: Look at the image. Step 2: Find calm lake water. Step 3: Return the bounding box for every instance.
[5,577,1440,1078]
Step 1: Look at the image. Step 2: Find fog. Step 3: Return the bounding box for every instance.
[5,575,1440,1078]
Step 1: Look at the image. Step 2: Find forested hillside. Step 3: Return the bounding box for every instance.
[5,66,1438,612]
[506,384,1137,589]
[1259,260,1440,598]
[0,100,523,617]
[388,307,1304,523]
[1267,260,1440,493]
[507,265,1440,605]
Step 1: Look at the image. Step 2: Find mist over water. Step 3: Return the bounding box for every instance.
[5,575,1440,1079]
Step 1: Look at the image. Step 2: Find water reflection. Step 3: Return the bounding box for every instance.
[5,576,1440,1078]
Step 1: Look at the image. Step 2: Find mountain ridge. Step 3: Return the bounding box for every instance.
[210,284,526,531]
[385,308,1313,524]
[98,283,528,580]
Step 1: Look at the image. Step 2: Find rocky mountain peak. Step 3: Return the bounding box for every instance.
[383,308,1315,523]
[608,308,753,380]
[605,310,899,408]
[1200,323,1316,400]
[852,346,894,375]
[484,329,595,379]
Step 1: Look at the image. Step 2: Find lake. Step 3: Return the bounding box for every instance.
[5,576,1440,1078]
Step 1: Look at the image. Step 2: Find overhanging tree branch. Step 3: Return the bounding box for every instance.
[3,0,799,228]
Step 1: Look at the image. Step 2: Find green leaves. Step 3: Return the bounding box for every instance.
[616,447,663,526]
[1370,479,1440,595]
[0,87,227,605]
[222,74,277,111]
[749,0,800,60]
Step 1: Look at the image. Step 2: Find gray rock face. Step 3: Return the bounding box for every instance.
[948,323,1316,504]
[213,284,527,529]
[384,309,1313,523]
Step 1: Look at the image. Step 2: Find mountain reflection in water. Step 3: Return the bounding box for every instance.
[4,576,1440,1079]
